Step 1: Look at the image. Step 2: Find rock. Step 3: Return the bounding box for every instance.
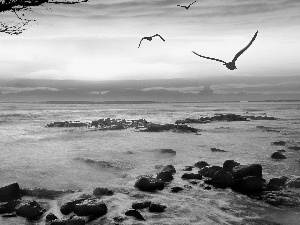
[208,169,235,188]
[232,164,262,179]
[134,176,165,192]
[223,160,240,171]
[60,199,85,215]
[156,171,173,182]
[132,201,151,210]
[171,187,184,193]
[198,166,222,178]
[211,148,227,152]
[194,161,209,169]
[46,213,58,222]
[288,146,300,150]
[73,199,107,217]
[125,209,145,221]
[0,183,20,202]
[255,191,300,207]
[277,149,286,152]
[272,141,286,146]
[16,200,46,221]
[159,149,176,155]
[93,187,114,196]
[181,173,202,180]
[162,165,176,174]
[113,215,127,222]
[183,166,193,171]
[232,176,266,194]
[50,217,86,225]
[286,178,300,188]
[266,176,288,191]
[20,188,74,199]
[173,124,199,133]
[149,203,166,213]
[271,151,286,159]
[0,200,21,214]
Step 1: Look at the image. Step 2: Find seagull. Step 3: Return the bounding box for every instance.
[177,1,197,9]
[192,31,258,70]
[138,34,165,48]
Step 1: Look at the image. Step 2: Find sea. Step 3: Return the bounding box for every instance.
[0,101,300,225]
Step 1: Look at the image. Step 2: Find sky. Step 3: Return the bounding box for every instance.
[0,0,300,81]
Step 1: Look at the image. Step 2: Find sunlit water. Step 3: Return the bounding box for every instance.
[0,102,300,224]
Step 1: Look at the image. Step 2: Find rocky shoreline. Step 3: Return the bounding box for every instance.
[1,157,300,224]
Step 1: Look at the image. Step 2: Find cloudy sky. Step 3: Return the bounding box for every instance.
[1,0,300,81]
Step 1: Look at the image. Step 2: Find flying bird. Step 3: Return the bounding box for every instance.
[192,31,258,70]
[138,34,165,48]
[177,1,197,9]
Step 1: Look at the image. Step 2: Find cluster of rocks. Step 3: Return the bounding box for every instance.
[270,140,300,160]
[140,123,199,133]
[175,113,276,124]
[46,121,89,128]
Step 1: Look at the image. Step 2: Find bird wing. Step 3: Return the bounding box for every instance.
[232,30,258,62]
[138,37,146,48]
[189,0,197,6]
[192,51,226,64]
[153,34,165,41]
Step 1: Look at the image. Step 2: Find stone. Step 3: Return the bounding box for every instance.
[209,169,235,188]
[50,217,86,225]
[134,176,165,192]
[232,176,266,194]
[60,199,85,215]
[232,164,262,179]
[132,201,151,210]
[0,200,21,214]
[271,151,286,159]
[181,173,202,180]
[149,203,167,213]
[73,199,107,217]
[266,176,288,191]
[125,209,145,221]
[288,146,300,150]
[286,178,300,189]
[46,213,58,222]
[211,148,227,152]
[93,187,114,196]
[0,183,20,202]
[272,141,286,146]
[170,187,184,193]
[162,165,176,174]
[16,200,46,221]
[156,171,173,182]
[198,166,222,178]
[194,161,209,169]
[223,160,240,171]
[159,149,176,155]
[183,166,193,171]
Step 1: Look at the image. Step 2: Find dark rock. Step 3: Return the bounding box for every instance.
[134,176,165,192]
[20,188,74,199]
[232,176,266,194]
[181,173,202,180]
[232,164,262,179]
[46,213,58,222]
[272,141,286,146]
[173,124,199,133]
[16,200,46,221]
[162,165,176,174]
[266,176,288,191]
[0,200,21,214]
[255,191,300,207]
[132,201,151,210]
[223,160,240,171]
[189,180,199,185]
[93,187,114,196]
[113,215,127,222]
[271,151,286,159]
[171,187,184,193]
[50,217,86,225]
[288,146,300,150]
[156,171,173,182]
[211,148,227,152]
[125,209,145,221]
[194,161,209,169]
[159,149,176,155]
[149,203,166,213]
[286,178,300,188]
[203,185,212,190]
[0,183,20,202]
[60,199,85,215]
[198,166,222,178]
[73,199,107,217]
[183,166,193,171]
[2,213,17,217]
[209,169,235,188]
[277,149,286,152]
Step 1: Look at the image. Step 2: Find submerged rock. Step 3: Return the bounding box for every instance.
[183,166,193,171]
[0,183,20,202]
[271,151,286,159]
[170,187,184,193]
[198,166,222,178]
[162,165,176,174]
[125,209,145,221]
[16,200,46,221]
[20,188,74,199]
[159,149,176,155]
[156,171,174,182]
[286,178,300,189]
[288,146,300,150]
[132,201,151,210]
[272,141,286,146]
[93,187,114,196]
[232,176,266,194]
[0,200,21,214]
[134,176,164,192]
[181,173,202,180]
[194,161,209,169]
[266,176,288,191]
[232,164,262,179]
[73,199,107,217]
[149,203,167,213]
[211,148,227,152]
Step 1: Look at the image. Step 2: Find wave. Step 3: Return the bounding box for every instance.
[74,157,134,170]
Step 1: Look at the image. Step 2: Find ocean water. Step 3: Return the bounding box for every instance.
[0,101,300,224]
